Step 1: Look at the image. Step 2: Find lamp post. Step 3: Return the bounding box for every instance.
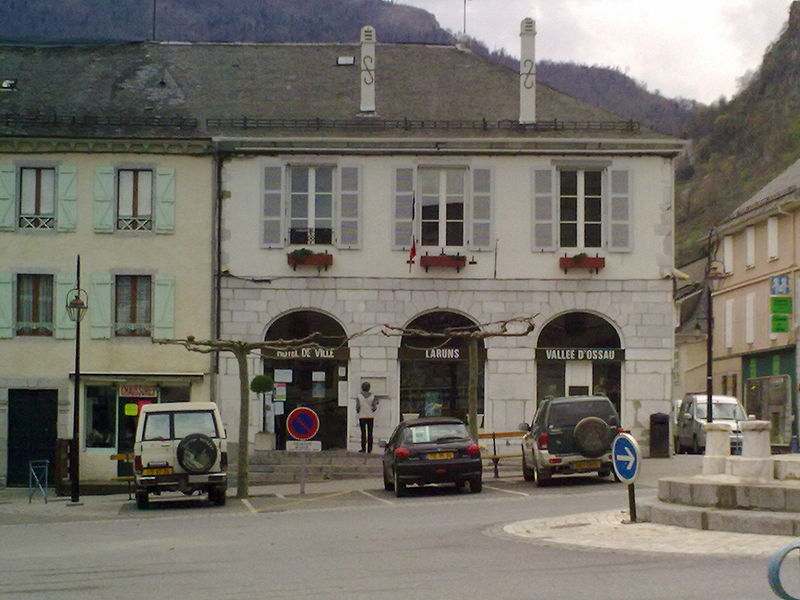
[66,255,88,504]
[705,255,728,424]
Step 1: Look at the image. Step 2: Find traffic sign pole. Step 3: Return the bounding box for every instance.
[612,433,642,523]
[285,407,321,496]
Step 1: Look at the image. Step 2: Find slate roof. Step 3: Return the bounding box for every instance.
[0,40,672,142]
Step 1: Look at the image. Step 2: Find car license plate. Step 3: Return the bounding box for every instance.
[142,467,173,475]
[427,452,454,460]
[573,460,600,471]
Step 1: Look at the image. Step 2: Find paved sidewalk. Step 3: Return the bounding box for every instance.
[502,509,796,557]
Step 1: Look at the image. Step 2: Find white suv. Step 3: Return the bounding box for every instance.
[133,402,228,509]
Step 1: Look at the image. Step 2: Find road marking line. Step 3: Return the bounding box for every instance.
[252,489,355,512]
[359,489,394,505]
[241,498,258,514]
[484,485,529,497]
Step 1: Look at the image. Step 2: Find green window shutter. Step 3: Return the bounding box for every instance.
[262,165,285,248]
[0,164,16,231]
[337,166,360,249]
[93,166,115,233]
[89,272,112,339]
[56,165,78,232]
[54,272,77,339]
[154,168,176,234]
[392,167,414,250]
[0,272,12,337]
[152,274,175,339]
[469,168,492,250]
[608,170,632,252]
[532,169,556,251]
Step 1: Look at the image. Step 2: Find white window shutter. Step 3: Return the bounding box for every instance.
[154,168,176,234]
[0,272,12,337]
[470,168,492,250]
[608,169,631,252]
[54,272,77,339]
[768,216,779,260]
[90,272,112,339]
[262,165,285,248]
[532,168,555,251]
[153,274,175,339]
[56,165,78,232]
[0,164,16,231]
[93,167,115,233]
[722,235,734,274]
[337,166,360,249]
[392,167,414,249]
[724,298,734,348]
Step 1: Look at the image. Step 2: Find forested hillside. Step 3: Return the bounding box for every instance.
[674,2,800,265]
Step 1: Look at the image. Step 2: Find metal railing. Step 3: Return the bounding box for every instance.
[28,459,49,503]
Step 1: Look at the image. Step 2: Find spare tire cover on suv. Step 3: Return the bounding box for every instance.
[177,433,218,474]
[573,417,612,458]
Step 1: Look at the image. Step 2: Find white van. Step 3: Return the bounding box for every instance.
[133,402,228,509]
[674,394,747,454]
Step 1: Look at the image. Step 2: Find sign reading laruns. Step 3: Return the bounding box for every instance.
[536,348,624,362]
[398,347,487,361]
[263,346,350,360]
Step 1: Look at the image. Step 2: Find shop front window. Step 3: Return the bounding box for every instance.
[745,375,791,444]
[85,386,117,448]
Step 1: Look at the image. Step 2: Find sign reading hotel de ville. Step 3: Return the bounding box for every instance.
[262,346,350,360]
[535,348,625,361]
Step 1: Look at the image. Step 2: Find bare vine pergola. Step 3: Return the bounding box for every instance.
[155,328,376,498]
[382,316,537,438]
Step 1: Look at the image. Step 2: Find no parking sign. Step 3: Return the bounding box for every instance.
[286,407,319,441]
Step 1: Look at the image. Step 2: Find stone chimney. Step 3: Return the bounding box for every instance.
[360,25,376,113]
[519,18,536,124]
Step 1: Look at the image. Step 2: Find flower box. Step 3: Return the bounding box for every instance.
[559,255,605,273]
[287,250,333,271]
[420,254,467,272]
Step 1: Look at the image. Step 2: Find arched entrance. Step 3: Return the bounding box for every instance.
[262,311,349,450]
[398,311,485,423]
[536,312,623,413]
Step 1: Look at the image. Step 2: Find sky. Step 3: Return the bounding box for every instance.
[399,0,795,105]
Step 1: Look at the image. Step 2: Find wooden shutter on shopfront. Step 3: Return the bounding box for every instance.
[607,169,631,252]
[93,167,115,233]
[0,164,16,231]
[54,272,77,339]
[262,165,285,248]
[0,272,12,337]
[337,166,361,248]
[470,168,492,250]
[90,272,112,339]
[152,274,175,339]
[392,167,414,249]
[154,168,176,234]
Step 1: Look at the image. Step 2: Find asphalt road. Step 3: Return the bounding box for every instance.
[0,456,781,599]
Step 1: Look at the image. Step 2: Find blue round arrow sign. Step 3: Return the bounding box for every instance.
[612,433,641,483]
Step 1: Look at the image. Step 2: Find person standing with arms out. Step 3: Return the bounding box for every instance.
[356,381,378,453]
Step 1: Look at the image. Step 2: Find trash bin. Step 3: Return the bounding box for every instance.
[649,412,670,458]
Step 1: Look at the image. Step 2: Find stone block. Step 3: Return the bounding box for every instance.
[702,455,727,475]
[727,456,775,481]
[707,512,794,536]
[748,485,786,511]
[690,482,719,506]
[742,421,772,458]
[775,457,800,481]
[784,487,800,512]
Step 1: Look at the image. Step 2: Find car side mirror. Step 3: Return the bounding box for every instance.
[518,422,530,432]
[609,415,618,426]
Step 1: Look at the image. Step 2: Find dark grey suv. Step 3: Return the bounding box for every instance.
[518,395,622,486]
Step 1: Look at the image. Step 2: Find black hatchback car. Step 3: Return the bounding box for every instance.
[381,417,482,497]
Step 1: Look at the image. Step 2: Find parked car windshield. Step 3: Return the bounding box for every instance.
[402,423,470,444]
[695,403,745,420]
[548,400,617,427]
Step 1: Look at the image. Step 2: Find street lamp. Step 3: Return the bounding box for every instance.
[66,255,88,504]
[705,256,728,424]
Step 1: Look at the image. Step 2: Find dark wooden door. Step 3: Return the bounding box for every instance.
[7,389,58,486]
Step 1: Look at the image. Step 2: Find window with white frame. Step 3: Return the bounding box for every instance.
[392,166,492,251]
[532,166,630,252]
[16,273,53,336]
[115,275,151,336]
[117,169,153,231]
[289,166,333,245]
[559,170,602,249]
[262,164,360,249]
[19,167,56,229]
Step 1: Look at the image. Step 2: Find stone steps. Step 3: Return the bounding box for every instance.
[246,450,383,484]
